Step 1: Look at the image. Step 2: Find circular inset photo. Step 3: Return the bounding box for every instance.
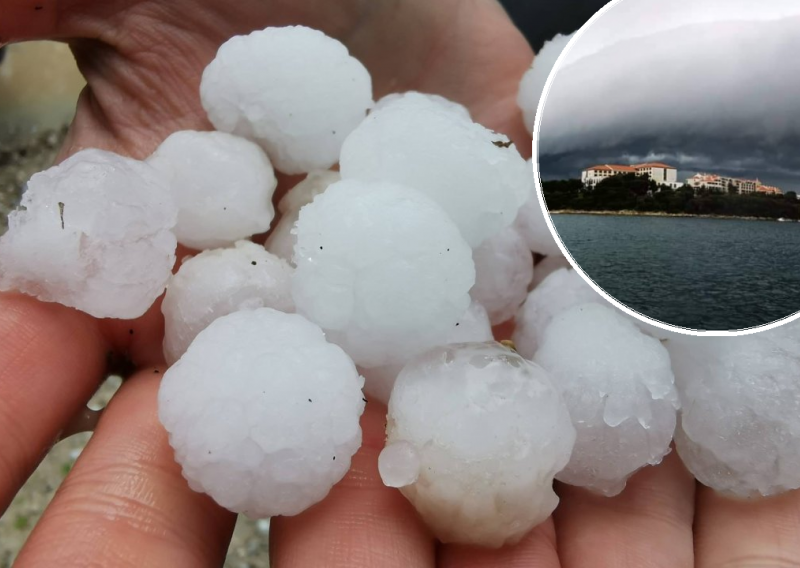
[535,0,800,332]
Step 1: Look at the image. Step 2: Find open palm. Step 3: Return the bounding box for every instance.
[1,0,799,566]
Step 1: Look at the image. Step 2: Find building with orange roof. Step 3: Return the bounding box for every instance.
[687,173,782,195]
[582,162,678,187]
[756,183,782,195]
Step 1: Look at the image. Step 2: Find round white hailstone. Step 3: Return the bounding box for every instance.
[147,131,277,251]
[514,161,563,256]
[531,254,571,289]
[513,268,602,359]
[158,308,365,518]
[162,241,294,365]
[382,342,575,548]
[200,26,373,174]
[360,300,493,404]
[265,171,341,265]
[291,179,475,368]
[535,303,679,496]
[667,324,800,497]
[339,95,531,247]
[0,149,176,319]
[471,224,534,325]
[373,91,471,120]
[517,32,576,134]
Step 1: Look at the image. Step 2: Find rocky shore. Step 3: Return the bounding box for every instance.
[549,209,790,222]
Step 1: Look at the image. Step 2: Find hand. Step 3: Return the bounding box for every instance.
[1,1,798,566]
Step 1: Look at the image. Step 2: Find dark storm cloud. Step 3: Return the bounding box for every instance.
[537,16,800,191]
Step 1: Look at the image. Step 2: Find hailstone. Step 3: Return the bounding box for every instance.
[373,91,471,120]
[514,160,562,256]
[265,171,340,265]
[513,268,602,358]
[471,224,533,325]
[147,131,277,250]
[382,342,575,548]
[291,179,475,368]
[667,323,800,497]
[158,308,365,518]
[339,94,531,247]
[517,32,576,135]
[535,303,679,496]
[359,300,493,404]
[200,26,373,174]
[0,149,176,319]
[162,241,294,365]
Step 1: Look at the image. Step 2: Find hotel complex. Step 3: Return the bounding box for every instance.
[581,162,783,195]
[582,163,681,188]
[685,173,782,195]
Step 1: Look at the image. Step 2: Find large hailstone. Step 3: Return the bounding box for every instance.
[265,171,340,265]
[381,342,575,547]
[0,149,176,319]
[667,323,800,497]
[291,179,475,368]
[200,26,373,174]
[339,94,531,247]
[514,160,563,256]
[360,300,493,404]
[158,308,365,518]
[513,268,602,359]
[535,303,679,496]
[517,32,576,134]
[471,224,534,325]
[147,131,277,250]
[162,241,294,365]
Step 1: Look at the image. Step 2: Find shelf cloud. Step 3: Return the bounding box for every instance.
[538,4,800,190]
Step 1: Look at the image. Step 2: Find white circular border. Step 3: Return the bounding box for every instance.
[531,0,800,337]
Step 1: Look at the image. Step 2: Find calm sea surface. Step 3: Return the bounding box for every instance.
[552,214,800,330]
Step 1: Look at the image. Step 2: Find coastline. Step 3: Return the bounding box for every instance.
[548,209,793,222]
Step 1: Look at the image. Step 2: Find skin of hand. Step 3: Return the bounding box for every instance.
[1,1,800,566]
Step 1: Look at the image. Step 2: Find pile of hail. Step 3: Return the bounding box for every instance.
[2,25,800,549]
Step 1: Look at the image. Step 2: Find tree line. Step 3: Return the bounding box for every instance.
[543,173,800,220]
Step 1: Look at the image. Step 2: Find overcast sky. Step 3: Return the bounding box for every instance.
[537,0,800,192]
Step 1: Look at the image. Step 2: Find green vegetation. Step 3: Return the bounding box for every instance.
[543,173,800,220]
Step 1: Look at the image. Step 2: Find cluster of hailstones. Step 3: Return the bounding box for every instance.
[1,26,800,548]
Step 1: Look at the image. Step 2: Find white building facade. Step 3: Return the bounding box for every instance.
[686,173,782,195]
[582,162,680,188]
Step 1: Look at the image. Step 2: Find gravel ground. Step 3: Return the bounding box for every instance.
[0,43,270,567]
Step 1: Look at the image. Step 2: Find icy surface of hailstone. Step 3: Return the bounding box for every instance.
[158,308,365,518]
[513,268,602,358]
[147,131,277,250]
[667,323,800,497]
[471,224,534,325]
[200,26,373,174]
[535,303,679,496]
[531,254,570,289]
[265,171,340,265]
[0,149,176,319]
[382,342,575,548]
[162,241,294,365]
[373,91,471,120]
[339,95,531,247]
[514,160,563,256]
[517,32,576,134]
[292,179,475,368]
[360,300,493,404]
